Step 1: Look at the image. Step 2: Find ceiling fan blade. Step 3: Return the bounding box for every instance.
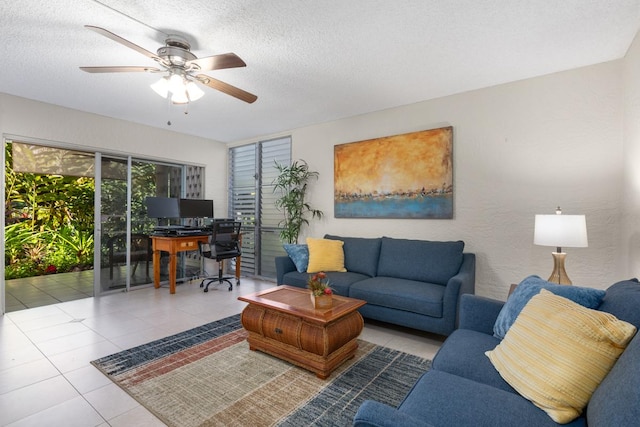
[80,66,162,73]
[85,25,160,61]
[187,53,246,71]
[196,74,258,103]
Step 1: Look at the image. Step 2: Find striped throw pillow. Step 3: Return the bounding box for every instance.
[486,289,636,424]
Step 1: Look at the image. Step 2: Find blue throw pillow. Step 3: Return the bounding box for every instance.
[283,244,309,273]
[493,275,606,339]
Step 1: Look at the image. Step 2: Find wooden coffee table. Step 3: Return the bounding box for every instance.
[238,285,366,379]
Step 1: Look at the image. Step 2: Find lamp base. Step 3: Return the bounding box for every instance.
[547,252,572,285]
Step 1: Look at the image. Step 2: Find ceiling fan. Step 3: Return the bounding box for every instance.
[80,25,257,104]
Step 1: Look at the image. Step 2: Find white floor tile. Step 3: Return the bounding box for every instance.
[0,324,33,354]
[0,358,60,394]
[0,376,79,425]
[10,312,76,333]
[80,311,156,341]
[83,383,140,421]
[34,329,107,357]
[0,344,46,372]
[5,396,104,427]
[47,340,122,373]
[5,305,67,324]
[64,365,113,395]
[24,321,95,345]
[107,405,166,427]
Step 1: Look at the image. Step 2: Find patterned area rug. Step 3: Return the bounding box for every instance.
[91,314,431,427]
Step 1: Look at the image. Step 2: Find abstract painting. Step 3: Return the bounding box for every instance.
[334,126,453,219]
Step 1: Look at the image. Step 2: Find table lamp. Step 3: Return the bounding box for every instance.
[533,207,588,285]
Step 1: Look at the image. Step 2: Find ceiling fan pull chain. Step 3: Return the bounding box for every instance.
[166,97,173,126]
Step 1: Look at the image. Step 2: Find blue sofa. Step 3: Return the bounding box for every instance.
[275,235,476,336]
[353,279,640,427]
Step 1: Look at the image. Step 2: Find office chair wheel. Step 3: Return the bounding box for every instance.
[204,288,209,293]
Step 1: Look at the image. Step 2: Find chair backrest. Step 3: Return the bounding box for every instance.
[108,233,151,259]
[211,220,242,259]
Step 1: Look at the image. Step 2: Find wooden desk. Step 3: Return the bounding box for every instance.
[151,235,210,294]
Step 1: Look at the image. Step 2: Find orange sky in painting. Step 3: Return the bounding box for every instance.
[334,127,453,195]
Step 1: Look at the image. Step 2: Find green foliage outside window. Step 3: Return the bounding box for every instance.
[4,143,95,279]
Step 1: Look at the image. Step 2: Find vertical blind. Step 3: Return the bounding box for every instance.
[228,137,291,277]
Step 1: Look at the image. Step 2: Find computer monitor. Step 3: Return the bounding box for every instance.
[145,197,180,218]
[179,199,214,218]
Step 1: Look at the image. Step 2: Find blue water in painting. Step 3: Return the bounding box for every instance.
[335,195,453,219]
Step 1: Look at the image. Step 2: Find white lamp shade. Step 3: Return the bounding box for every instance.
[171,90,189,104]
[151,73,205,104]
[168,74,184,94]
[150,77,169,98]
[534,214,588,248]
[186,81,204,101]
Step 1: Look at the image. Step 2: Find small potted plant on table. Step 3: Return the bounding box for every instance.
[308,271,333,309]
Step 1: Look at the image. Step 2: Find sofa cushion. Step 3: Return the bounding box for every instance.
[354,400,435,427]
[587,333,640,426]
[486,290,637,424]
[399,370,576,427]
[281,270,369,296]
[376,237,464,285]
[306,237,347,273]
[493,275,606,339]
[283,244,309,273]
[324,235,381,277]
[597,278,640,328]
[432,329,516,394]
[349,277,444,318]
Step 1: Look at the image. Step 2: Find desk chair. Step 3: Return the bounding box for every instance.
[107,233,151,280]
[198,220,242,292]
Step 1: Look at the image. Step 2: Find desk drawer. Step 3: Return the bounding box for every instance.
[179,241,198,249]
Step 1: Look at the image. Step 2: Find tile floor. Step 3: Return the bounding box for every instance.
[4,271,95,313]
[0,277,444,426]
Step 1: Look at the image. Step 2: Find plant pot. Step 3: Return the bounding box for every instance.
[310,293,333,309]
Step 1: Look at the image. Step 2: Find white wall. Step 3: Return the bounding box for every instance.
[236,60,625,299]
[0,93,229,214]
[2,54,633,301]
[622,31,640,280]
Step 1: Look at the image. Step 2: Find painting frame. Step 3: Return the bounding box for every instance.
[334,126,453,219]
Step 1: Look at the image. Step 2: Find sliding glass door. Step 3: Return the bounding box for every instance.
[98,156,131,293]
[3,137,203,312]
[97,156,186,294]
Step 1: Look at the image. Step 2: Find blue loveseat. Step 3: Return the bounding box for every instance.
[353,279,640,427]
[275,235,476,336]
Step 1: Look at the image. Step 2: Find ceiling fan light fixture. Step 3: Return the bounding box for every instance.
[186,81,204,101]
[171,89,189,104]
[150,77,169,98]
[168,73,185,94]
[151,71,203,104]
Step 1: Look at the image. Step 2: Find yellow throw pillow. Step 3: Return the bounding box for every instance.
[486,289,636,424]
[306,237,347,273]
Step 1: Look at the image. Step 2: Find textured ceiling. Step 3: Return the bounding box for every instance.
[1,1,639,143]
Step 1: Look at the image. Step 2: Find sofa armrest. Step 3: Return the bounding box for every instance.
[275,255,296,285]
[353,400,435,427]
[456,253,476,295]
[458,294,505,334]
[440,253,476,334]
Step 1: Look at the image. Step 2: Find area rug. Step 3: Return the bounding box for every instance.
[91,314,431,427]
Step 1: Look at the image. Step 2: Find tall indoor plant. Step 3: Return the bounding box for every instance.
[273,159,323,244]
